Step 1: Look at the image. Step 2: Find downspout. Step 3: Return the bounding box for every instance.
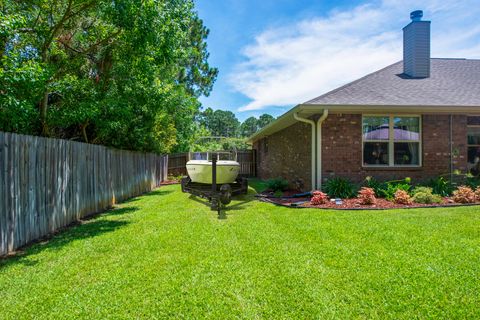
[294,112,316,190]
[316,110,329,190]
[449,115,453,181]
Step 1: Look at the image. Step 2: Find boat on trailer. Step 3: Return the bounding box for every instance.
[186,151,240,184]
[181,146,248,214]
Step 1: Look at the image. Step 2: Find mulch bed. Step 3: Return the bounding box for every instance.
[257,192,480,210]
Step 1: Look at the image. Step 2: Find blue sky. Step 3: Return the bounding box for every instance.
[196,0,480,121]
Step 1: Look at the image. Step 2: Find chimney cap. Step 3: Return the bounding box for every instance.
[410,10,423,21]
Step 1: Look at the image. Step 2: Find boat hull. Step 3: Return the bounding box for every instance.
[186,160,240,184]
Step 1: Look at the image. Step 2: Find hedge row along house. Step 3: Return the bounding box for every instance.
[248,11,480,191]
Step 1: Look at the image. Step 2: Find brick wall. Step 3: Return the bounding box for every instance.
[322,113,467,184]
[253,113,469,190]
[254,121,311,190]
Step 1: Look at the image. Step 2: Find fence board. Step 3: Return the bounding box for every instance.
[0,131,168,256]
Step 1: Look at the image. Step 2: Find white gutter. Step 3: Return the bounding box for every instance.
[294,112,316,190]
[316,110,329,190]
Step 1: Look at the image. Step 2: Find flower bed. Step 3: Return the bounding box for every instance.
[257,190,480,210]
[259,195,480,209]
[257,176,480,210]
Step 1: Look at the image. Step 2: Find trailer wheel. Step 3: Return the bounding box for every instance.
[220,184,232,205]
[180,176,190,193]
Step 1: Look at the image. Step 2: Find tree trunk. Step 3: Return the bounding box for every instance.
[40,90,49,136]
[81,122,89,143]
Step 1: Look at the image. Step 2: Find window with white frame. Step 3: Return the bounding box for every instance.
[467,118,480,175]
[362,115,421,166]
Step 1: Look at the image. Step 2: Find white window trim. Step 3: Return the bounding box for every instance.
[467,125,480,165]
[362,115,422,168]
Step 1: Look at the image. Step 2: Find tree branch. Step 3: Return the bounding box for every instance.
[57,29,122,55]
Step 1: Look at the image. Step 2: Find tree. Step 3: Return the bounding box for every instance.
[237,113,275,137]
[0,0,218,154]
[258,114,275,129]
[239,116,258,137]
[199,108,239,137]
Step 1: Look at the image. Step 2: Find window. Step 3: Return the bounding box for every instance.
[467,123,480,175]
[362,115,421,167]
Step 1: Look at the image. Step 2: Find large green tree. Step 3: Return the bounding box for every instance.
[199,107,239,137]
[258,113,275,129]
[238,113,275,137]
[239,116,258,138]
[0,0,217,153]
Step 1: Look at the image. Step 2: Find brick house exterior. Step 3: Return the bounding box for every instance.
[249,12,480,191]
[253,114,471,190]
[254,122,312,190]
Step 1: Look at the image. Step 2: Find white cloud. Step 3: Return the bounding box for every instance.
[232,0,480,111]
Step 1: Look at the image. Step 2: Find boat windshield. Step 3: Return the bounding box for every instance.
[190,151,236,161]
[191,152,208,160]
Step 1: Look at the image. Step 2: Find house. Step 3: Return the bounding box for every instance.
[247,10,480,191]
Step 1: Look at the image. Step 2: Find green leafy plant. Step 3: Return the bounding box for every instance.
[363,176,384,196]
[394,189,412,205]
[411,187,442,204]
[266,178,289,192]
[381,178,411,201]
[453,186,476,204]
[357,187,376,205]
[273,190,284,198]
[466,177,480,189]
[427,176,454,196]
[324,177,356,199]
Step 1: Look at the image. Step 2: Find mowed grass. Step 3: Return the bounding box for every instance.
[1,182,479,319]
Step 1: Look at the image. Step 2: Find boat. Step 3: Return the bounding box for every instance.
[186,151,240,184]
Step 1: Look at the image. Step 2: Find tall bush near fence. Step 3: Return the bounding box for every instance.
[0,132,168,256]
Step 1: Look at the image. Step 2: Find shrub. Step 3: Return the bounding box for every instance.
[452,186,476,204]
[427,176,454,197]
[363,176,383,196]
[411,187,442,204]
[357,187,376,205]
[394,189,412,205]
[324,177,356,199]
[273,190,284,198]
[466,176,480,189]
[381,179,411,201]
[475,187,480,201]
[310,190,329,205]
[266,178,289,192]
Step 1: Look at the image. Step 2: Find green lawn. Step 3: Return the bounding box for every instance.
[1,182,479,319]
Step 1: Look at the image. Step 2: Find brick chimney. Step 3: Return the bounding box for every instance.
[403,10,431,78]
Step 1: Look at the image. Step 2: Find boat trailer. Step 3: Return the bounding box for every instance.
[181,154,248,214]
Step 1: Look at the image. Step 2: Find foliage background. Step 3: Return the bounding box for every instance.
[0,0,275,153]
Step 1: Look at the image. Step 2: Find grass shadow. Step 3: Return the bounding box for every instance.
[187,192,254,214]
[0,206,137,268]
[0,184,176,266]
[142,189,174,197]
[122,189,174,204]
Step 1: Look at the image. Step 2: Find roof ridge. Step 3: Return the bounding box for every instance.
[431,57,466,60]
[432,57,480,61]
[303,61,403,104]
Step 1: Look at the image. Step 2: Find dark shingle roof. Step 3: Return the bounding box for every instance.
[304,58,480,107]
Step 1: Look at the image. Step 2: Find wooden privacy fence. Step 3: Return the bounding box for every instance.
[0,131,168,256]
[168,150,256,177]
